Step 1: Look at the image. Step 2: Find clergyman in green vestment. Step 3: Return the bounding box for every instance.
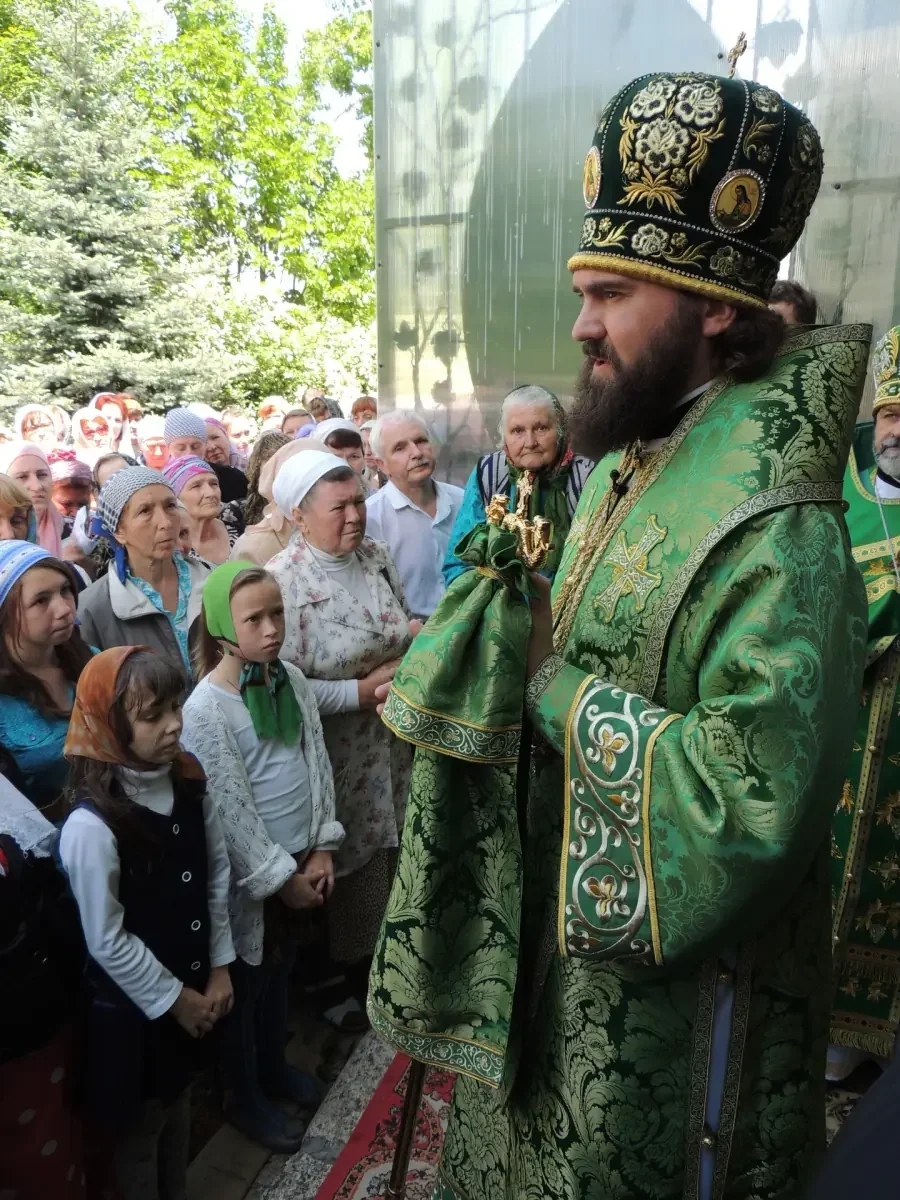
[371,69,873,1200]
[830,327,900,1078]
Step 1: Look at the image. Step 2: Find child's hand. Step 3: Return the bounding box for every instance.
[204,965,234,1020]
[302,850,334,898]
[279,871,325,910]
[169,986,216,1038]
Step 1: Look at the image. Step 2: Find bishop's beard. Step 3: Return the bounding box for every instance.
[569,299,706,462]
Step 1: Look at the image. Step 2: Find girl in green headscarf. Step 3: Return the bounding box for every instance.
[181,561,344,1153]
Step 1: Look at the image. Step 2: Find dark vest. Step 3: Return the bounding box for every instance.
[70,772,213,1124]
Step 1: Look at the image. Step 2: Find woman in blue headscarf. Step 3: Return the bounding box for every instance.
[443,384,594,585]
[0,541,93,818]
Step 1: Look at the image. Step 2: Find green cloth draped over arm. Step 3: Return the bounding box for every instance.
[530,504,867,969]
[369,522,536,1087]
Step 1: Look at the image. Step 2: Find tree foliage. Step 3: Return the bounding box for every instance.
[0,0,376,417]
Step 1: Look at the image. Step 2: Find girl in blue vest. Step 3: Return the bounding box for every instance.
[59,646,235,1200]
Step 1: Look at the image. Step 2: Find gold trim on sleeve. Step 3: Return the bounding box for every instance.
[641,711,681,966]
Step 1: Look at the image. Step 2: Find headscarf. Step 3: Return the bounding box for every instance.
[163,408,207,446]
[202,561,302,745]
[296,423,316,439]
[205,417,246,470]
[243,430,291,527]
[0,473,37,544]
[311,418,361,446]
[162,455,216,496]
[272,449,345,518]
[48,406,71,444]
[47,449,92,485]
[136,415,165,443]
[500,385,574,579]
[254,441,338,533]
[90,465,171,583]
[71,407,110,464]
[0,540,52,609]
[63,646,204,777]
[15,404,56,444]
[0,442,64,555]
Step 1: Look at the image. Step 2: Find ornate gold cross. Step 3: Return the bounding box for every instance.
[486,470,552,570]
[594,515,668,622]
[727,31,748,78]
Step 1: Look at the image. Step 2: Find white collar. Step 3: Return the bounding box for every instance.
[875,471,900,500]
[384,478,448,517]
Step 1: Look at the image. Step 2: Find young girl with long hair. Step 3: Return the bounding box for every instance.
[59,646,235,1200]
[0,541,92,818]
[181,562,342,1153]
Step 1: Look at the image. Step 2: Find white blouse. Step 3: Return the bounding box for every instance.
[59,765,235,1021]
[210,682,314,855]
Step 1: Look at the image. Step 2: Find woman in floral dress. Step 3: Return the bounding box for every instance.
[266,451,415,969]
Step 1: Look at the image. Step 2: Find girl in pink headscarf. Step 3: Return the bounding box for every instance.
[0,442,65,555]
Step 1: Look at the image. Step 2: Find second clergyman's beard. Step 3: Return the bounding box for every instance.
[568,302,705,462]
[875,437,900,482]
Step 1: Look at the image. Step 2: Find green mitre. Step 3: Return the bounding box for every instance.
[872,325,900,413]
[569,71,823,308]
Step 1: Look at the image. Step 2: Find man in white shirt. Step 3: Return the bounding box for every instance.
[365,411,464,620]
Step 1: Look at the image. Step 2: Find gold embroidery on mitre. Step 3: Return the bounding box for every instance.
[583,145,602,209]
[595,514,668,622]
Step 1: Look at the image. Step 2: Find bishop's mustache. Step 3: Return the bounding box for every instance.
[581,338,623,370]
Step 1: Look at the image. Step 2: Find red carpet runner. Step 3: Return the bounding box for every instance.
[315,1056,455,1200]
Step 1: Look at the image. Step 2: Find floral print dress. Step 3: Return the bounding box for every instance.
[267,534,413,957]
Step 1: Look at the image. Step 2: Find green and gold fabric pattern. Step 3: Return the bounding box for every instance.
[832,422,900,1057]
[568,71,823,307]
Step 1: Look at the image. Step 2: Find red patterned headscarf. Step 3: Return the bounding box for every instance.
[64,645,204,777]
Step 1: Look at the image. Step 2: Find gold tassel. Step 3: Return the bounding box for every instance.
[829,1027,895,1059]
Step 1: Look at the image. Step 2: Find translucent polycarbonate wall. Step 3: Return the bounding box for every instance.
[373,0,899,482]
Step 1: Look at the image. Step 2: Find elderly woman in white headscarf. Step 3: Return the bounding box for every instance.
[229,438,339,566]
[266,450,415,972]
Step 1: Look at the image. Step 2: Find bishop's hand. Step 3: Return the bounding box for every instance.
[526,572,555,679]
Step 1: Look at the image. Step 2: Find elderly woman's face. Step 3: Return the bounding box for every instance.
[22,413,56,447]
[180,470,221,520]
[115,484,181,565]
[295,476,366,555]
[204,424,230,464]
[503,403,558,471]
[10,454,52,514]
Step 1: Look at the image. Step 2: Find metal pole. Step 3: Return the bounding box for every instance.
[386,1059,428,1198]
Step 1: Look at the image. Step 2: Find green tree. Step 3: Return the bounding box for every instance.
[0,3,247,415]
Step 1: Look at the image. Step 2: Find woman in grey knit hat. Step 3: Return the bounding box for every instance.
[77,466,211,676]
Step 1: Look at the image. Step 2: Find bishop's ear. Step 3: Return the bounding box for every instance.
[700,300,737,339]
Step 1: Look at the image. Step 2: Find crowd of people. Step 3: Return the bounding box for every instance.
[0,377,598,1199]
[3,59,899,1200]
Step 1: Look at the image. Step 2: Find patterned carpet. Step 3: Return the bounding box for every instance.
[315,1056,455,1200]
[311,1063,868,1198]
